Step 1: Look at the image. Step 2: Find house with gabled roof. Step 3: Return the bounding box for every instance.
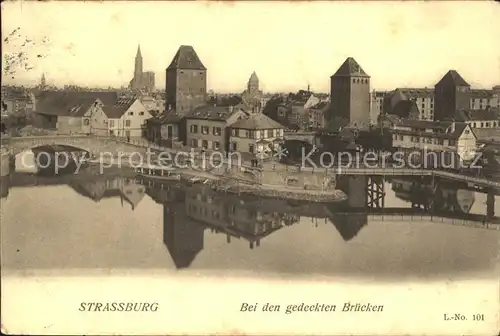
[184,104,249,154]
[33,91,151,137]
[33,91,117,135]
[102,96,151,138]
[228,111,285,158]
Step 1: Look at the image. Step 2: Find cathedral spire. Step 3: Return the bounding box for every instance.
[41,72,46,87]
[134,44,143,81]
[136,44,142,59]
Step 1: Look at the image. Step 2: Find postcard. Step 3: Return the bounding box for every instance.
[1,1,499,335]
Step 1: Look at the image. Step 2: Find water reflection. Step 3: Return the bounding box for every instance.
[1,172,499,279]
[69,176,145,210]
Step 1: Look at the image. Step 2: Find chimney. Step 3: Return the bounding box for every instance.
[228,105,233,113]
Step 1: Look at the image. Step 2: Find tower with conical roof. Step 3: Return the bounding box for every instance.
[434,70,471,121]
[165,45,207,114]
[329,57,371,128]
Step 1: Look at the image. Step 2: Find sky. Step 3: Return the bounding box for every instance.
[1,1,499,93]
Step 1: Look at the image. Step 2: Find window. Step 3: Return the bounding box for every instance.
[213,127,222,136]
[438,139,444,145]
[139,112,144,116]
[190,125,198,133]
[109,120,115,127]
[191,139,198,147]
[249,144,255,153]
[464,130,470,134]
[125,131,130,138]
[83,119,90,125]
[449,140,456,146]
[485,122,490,127]
[129,112,133,116]
[244,130,249,138]
[125,120,131,127]
[263,130,268,138]
[231,142,237,151]
[201,126,209,135]
[481,123,484,128]
[202,140,208,149]
[213,141,220,150]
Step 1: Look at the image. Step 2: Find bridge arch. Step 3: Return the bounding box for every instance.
[13,144,91,174]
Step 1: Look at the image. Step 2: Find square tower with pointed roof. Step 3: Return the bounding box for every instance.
[434,70,471,122]
[165,45,207,115]
[329,57,371,128]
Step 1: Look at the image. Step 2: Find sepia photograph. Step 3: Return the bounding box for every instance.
[1,1,499,334]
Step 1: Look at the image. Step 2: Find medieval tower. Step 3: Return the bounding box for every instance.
[329,57,371,128]
[165,45,207,114]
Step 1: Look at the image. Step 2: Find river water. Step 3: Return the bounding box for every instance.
[1,172,498,281]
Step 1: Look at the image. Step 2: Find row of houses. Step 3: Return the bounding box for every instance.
[390,118,477,161]
[264,90,330,130]
[32,91,153,138]
[145,103,286,158]
[373,74,500,122]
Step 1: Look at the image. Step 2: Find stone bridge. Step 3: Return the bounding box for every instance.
[0,135,152,157]
[284,131,318,146]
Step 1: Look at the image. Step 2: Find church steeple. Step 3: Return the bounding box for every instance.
[134,44,143,79]
[136,44,142,59]
[40,72,46,88]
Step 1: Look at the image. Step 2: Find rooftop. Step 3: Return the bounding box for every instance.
[470,89,494,98]
[229,112,285,130]
[392,119,472,140]
[186,104,240,121]
[435,70,470,87]
[452,108,500,122]
[35,91,118,117]
[396,88,434,98]
[102,96,140,119]
[331,57,369,78]
[167,45,206,70]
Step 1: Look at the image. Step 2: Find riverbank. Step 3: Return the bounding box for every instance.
[138,166,346,202]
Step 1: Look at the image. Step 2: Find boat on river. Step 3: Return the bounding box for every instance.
[134,165,181,181]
